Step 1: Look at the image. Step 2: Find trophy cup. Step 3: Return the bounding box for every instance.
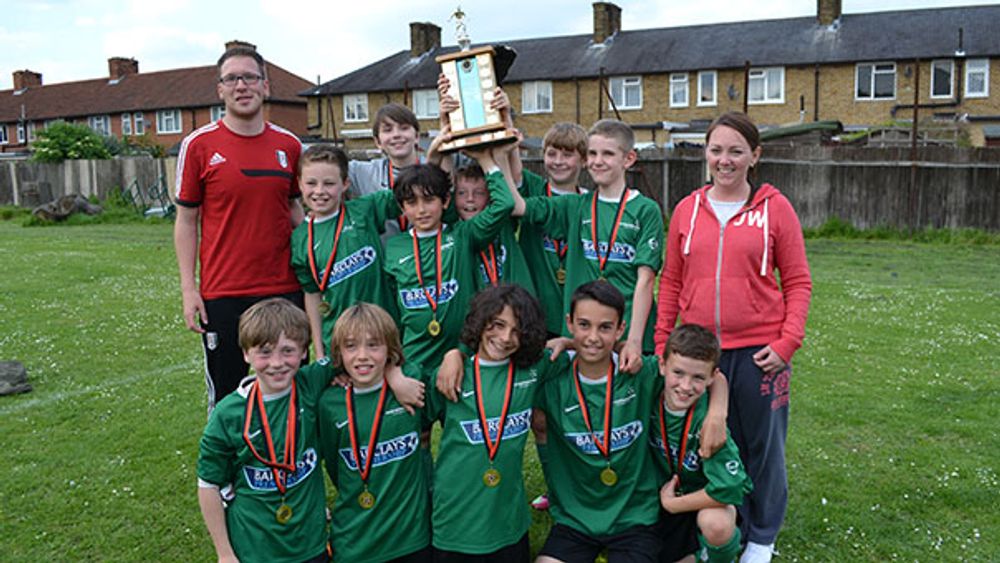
[435,7,519,153]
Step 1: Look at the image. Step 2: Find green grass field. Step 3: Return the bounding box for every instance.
[1,222,997,561]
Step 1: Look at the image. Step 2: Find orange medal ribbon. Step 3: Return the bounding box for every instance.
[571,358,615,461]
[658,396,695,488]
[473,354,516,463]
[479,243,499,286]
[411,226,443,315]
[242,380,299,495]
[306,206,346,292]
[345,382,389,486]
[545,182,575,260]
[590,188,630,275]
[388,164,409,231]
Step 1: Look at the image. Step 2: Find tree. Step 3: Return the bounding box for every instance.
[31,121,112,163]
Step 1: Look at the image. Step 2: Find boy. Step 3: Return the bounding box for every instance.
[382,142,515,371]
[512,119,664,372]
[348,104,423,238]
[515,122,589,337]
[534,281,728,563]
[652,324,752,563]
[196,298,331,563]
[317,304,431,562]
[290,145,400,358]
[453,163,535,294]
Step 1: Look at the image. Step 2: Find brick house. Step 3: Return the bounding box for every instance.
[0,41,313,154]
[302,1,1000,148]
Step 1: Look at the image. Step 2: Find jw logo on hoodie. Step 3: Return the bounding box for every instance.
[731,209,766,229]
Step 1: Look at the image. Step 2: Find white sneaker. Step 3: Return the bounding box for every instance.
[739,542,774,563]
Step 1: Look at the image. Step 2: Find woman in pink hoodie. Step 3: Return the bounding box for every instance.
[654,112,811,563]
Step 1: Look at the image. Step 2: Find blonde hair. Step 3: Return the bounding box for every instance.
[588,118,635,153]
[238,298,310,350]
[330,303,404,368]
[543,122,588,159]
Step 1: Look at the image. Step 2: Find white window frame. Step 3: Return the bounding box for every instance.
[697,71,717,107]
[412,89,439,119]
[17,123,26,143]
[27,122,36,141]
[855,62,896,101]
[521,81,553,114]
[748,67,784,105]
[156,110,182,134]
[343,93,369,123]
[89,115,111,136]
[930,59,954,99]
[210,106,226,122]
[121,113,132,136]
[0,125,7,145]
[133,112,145,135]
[669,73,689,108]
[965,58,990,98]
[608,76,642,110]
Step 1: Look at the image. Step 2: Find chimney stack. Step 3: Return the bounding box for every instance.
[410,22,441,57]
[817,0,842,26]
[13,70,42,90]
[225,39,257,52]
[593,2,622,44]
[108,57,139,79]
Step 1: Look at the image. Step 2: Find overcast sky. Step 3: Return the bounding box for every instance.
[1,0,993,90]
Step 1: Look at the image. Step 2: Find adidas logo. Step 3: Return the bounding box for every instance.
[209,152,227,166]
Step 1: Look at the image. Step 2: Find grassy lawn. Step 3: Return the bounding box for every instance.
[0,222,997,561]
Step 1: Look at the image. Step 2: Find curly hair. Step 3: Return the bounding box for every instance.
[460,284,547,368]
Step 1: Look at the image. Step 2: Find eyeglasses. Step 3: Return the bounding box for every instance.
[219,73,263,87]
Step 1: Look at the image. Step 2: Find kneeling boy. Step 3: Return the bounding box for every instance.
[652,324,752,563]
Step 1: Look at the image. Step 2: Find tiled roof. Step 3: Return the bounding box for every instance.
[0,62,312,122]
[304,4,1000,96]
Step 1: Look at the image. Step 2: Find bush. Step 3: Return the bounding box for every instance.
[31,121,112,163]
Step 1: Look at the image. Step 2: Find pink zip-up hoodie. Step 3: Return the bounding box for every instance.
[654,183,812,362]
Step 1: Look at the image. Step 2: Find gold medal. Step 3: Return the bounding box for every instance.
[276,503,293,524]
[556,267,566,285]
[483,468,502,488]
[600,466,618,487]
[317,301,331,317]
[428,318,441,336]
[358,490,376,509]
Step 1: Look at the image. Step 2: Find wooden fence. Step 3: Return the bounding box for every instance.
[2,147,998,230]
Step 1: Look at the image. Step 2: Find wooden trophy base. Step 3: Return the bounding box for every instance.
[438,128,519,154]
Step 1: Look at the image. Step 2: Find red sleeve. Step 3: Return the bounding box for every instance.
[654,198,689,356]
[288,139,303,198]
[174,134,204,207]
[768,195,812,363]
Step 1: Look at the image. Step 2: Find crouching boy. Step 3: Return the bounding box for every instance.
[197,298,333,563]
[652,324,752,563]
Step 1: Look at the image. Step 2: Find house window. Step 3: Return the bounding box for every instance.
[343,93,369,123]
[608,76,642,109]
[669,73,689,108]
[133,112,145,135]
[966,58,990,98]
[17,123,26,144]
[748,67,784,104]
[156,109,182,134]
[412,89,439,119]
[27,122,36,141]
[122,113,132,136]
[0,125,7,145]
[89,115,111,136]
[697,71,717,106]
[522,81,553,114]
[931,60,954,98]
[210,106,226,122]
[856,63,896,100]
